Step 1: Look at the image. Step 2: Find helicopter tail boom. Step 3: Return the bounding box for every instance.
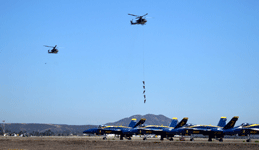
[130,20,137,25]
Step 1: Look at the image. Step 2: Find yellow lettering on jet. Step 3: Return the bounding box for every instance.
[229,121,234,127]
[146,131,152,134]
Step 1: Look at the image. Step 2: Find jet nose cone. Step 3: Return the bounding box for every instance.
[83,129,89,133]
[83,129,94,133]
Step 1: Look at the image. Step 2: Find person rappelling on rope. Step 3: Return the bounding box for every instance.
[143,81,146,103]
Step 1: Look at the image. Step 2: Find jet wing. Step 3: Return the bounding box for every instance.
[138,128,163,135]
[248,128,259,131]
[192,128,212,131]
[184,127,222,135]
[247,128,259,134]
[102,128,122,134]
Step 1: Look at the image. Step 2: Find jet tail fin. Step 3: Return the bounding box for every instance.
[169,117,178,127]
[217,116,227,127]
[223,116,239,129]
[133,118,146,128]
[128,118,137,127]
[174,117,188,129]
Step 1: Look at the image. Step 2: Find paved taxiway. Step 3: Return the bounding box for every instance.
[1,136,259,150]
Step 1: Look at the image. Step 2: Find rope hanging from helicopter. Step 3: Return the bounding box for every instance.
[128,13,148,104]
[142,28,146,104]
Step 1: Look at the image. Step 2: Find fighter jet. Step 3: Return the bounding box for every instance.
[179,116,238,142]
[227,123,259,142]
[83,118,146,140]
[138,117,189,141]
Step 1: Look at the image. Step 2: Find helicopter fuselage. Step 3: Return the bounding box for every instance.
[48,49,58,54]
[129,13,148,25]
[131,19,147,25]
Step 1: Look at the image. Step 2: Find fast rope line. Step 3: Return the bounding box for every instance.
[143,81,146,103]
[142,28,146,104]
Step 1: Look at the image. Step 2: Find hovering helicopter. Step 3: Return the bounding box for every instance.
[128,13,148,25]
[44,45,58,54]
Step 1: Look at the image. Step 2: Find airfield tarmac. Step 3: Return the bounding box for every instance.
[1,136,259,150]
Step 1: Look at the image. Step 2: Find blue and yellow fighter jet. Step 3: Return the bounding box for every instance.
[225,123,259,142]
[83,118,146,140]
[241,123,259,142]
[139,117,189,141]
[179,116,238,142]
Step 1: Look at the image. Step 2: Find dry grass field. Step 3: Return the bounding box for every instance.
[1,136,259,150]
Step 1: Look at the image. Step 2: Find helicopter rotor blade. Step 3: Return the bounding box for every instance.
[142,13,148,17]
[128,13,138,17]
[44,45,54,48]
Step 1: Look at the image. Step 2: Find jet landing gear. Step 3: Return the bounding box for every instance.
[143,137,147,140]
[169,137,174,141]
[103,134,107,140]
[246,134,251,142]
[120,134,124,140]
[160,136,164,141]
[219,138,223,142]
[190,135,194,141]
[208,136,213,142]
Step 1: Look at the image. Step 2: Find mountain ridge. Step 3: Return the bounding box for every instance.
[0,114,173,134]
[106,114,172,126]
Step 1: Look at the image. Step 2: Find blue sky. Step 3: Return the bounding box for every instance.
[0,0,258,125]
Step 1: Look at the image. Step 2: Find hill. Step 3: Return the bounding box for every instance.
[0,114,173,135]
[106,114,172,126]
[0,123,96,135]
